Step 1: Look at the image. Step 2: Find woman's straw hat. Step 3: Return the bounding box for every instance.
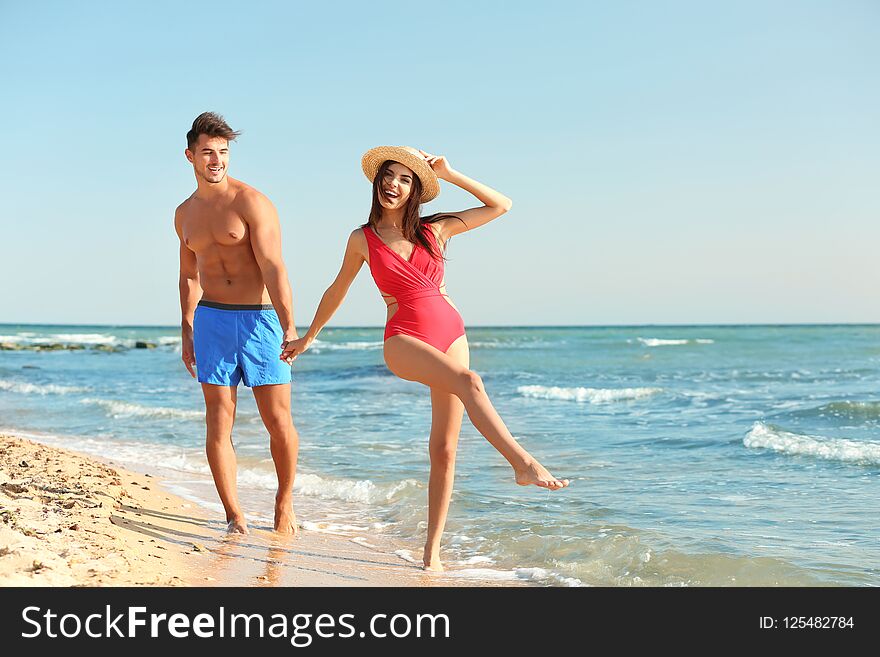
[361,146,440,203]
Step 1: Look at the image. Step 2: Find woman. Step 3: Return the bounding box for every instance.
[288,146,568,571]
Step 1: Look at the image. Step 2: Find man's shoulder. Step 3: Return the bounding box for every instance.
[231,179,273,210]
[174,194,197,227]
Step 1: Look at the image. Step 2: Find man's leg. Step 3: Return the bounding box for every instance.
[252,383,299,535]
[202,383,248,534]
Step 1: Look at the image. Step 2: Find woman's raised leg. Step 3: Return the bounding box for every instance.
[384,335,568,489]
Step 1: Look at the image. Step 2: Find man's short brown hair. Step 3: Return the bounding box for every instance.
[186,112,241,150]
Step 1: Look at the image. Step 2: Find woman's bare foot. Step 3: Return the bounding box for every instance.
[226,514,249,534]
[515,460,570,490]
[274,500,298,536]
[423,546,444,572]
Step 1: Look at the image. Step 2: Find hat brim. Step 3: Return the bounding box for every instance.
[361,146,440,203]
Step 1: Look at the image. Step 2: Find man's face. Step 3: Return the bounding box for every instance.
[185,134,229,184]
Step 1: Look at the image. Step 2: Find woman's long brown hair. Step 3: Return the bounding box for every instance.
[363,160,460,260]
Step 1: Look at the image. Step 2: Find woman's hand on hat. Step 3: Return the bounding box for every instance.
[419,150,455,181]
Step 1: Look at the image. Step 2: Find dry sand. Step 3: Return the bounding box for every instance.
[0,434,521,587]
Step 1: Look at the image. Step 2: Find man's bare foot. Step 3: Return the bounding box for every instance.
[423,546,444,572]
[226,515,249,534]
[274,501,298,536]
[515,460,570,490]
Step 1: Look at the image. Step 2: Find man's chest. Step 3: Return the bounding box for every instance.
[182,208,250,252]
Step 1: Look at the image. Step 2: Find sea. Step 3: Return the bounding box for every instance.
[1,323,878,586]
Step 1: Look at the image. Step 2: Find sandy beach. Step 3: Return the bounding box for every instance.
[0,433,519,587]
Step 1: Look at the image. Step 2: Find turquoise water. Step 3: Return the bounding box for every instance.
[1,324,878,586]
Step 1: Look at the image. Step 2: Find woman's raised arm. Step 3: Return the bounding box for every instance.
[420,150,513,246]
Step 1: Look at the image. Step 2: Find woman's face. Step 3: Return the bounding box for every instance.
[378,161,415,210]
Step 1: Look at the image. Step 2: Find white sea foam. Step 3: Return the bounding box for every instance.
[744,422,880,465]
[443,565,585,586]
[236,468,285,490]
[301,521,370,535]
[80,398,204,420]
[310,339,383,352]
[0,379,90,395]
[447,568,518,581]
[514,567,586,587]
[456,556,496,565]
[449,535,475,545]
[293,473,420,505]
[0,332,179,349]
[51,333,120,345]
[469,340,556,350]
[0,333,122,347]
[517,385,662,403]
[394,549,418,563]
[637,337,714,347]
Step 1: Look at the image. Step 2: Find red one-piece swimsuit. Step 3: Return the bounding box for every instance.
[363,223,466,353]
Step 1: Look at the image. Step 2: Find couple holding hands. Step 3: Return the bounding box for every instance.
[175,112,568,571]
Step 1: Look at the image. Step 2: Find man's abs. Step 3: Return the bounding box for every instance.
[195,242,271,305]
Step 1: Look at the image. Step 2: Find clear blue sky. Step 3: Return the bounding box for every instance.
[1,1,877,326]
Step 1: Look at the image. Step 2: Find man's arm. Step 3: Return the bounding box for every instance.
[174,208,201,378]
[241,191,298,354]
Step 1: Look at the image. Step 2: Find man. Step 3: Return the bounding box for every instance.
[174,111,299,535]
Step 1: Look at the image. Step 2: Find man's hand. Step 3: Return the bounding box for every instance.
[181,332,196,378]
[281,335,313,364]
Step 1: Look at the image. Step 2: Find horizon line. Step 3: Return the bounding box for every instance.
[2,322,879,330]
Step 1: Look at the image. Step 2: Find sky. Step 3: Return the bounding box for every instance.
[1,1,877,326]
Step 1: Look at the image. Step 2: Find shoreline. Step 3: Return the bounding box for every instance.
[0,432,525,587]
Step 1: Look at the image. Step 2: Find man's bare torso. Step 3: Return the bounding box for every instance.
[178,178,271,305]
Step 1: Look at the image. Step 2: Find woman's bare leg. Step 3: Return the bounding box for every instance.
[201,383,248,534]
[424,338,469,571]
[384,335,568,489]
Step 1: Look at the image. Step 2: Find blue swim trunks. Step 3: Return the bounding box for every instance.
[193,300,292,387]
